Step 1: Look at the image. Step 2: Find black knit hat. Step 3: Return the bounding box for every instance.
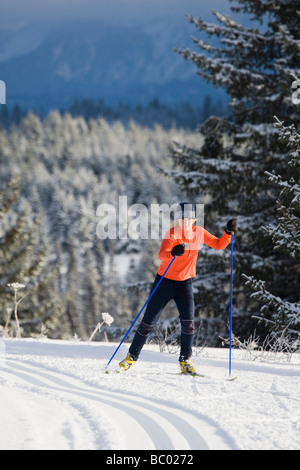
[175,202,196,220]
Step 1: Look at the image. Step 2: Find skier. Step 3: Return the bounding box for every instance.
[120,202,237,374]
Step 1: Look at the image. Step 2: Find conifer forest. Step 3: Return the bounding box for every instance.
[0,0,299,350]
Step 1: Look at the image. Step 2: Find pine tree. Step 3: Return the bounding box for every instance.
[0,178,64,337]
[244,117,300,336]
[168,0,300,341]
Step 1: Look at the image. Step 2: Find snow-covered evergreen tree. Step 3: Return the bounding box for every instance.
[0,178,64,337]
[168,0,300,340]
[244,117,300,336]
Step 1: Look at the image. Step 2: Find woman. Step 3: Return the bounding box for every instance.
[120,202,237,374]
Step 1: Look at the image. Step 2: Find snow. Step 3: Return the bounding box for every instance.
[0,338,299,450]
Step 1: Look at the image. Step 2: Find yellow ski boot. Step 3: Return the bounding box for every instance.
[119,353,136,371]
[179,358,197,375]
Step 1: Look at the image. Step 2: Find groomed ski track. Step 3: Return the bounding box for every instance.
[1,339,299,450]
[0,340,234,450]
[0,357,232,450]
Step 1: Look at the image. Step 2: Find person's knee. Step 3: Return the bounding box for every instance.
[137,321,155,337]
[181,320,195,335]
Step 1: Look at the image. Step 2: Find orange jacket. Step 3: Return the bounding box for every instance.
[157,224,231,281]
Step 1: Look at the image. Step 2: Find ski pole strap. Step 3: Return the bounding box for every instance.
[105,256,176,370]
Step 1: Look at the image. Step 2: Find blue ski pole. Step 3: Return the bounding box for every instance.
[229,234,234,377]
[105,256,176,370]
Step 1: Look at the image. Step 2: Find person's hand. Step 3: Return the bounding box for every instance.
[225,218,237,235]
[171,244,185,257]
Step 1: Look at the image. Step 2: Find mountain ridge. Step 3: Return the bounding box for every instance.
[0,17,225,110]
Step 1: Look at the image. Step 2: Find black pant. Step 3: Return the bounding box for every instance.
[129,274,195,361]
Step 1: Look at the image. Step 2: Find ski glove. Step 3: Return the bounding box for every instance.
[225,218,237,235]
[171,243,185,257]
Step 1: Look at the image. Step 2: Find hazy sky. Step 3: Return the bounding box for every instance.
[0,0,232,27]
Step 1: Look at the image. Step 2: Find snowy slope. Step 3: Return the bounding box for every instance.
[0,338,299,450]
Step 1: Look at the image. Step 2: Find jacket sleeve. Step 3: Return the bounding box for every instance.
[203,229,231,250]
[158,231,176,261]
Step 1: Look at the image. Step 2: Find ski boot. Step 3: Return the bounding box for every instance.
[119,353,136,371]
[179,358,197,375]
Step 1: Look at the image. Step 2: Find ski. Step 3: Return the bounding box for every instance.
[176,372,206,378]
[177,372,238,381]
[105,369,237,380]
[105,367,131,374]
